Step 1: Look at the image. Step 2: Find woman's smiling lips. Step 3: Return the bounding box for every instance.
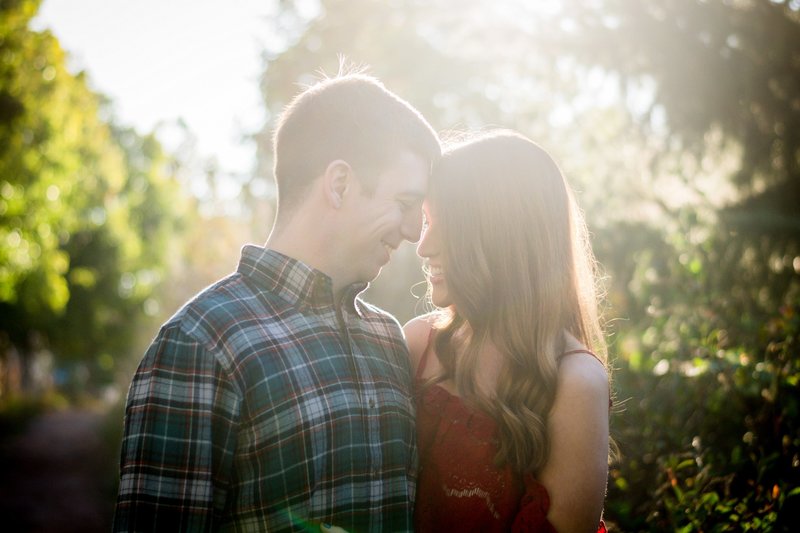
[427,264,444,284]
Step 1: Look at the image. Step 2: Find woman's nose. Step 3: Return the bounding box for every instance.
[417,224,438,258]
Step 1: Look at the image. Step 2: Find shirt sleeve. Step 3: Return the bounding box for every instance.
[112,322,242,532]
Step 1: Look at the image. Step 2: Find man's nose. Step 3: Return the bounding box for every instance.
[401,211,424,243]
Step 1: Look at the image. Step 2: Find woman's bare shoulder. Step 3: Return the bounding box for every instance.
[558,353,608,403]
[559,335,608,400]
[541,338,610,532]
[403,312,438,371]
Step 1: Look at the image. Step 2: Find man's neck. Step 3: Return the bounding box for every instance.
[266,211,351,300]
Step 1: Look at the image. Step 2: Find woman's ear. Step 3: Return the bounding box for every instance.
[323,160,352,209]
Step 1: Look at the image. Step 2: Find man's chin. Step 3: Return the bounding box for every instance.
[362,263,386,285]
[369,264,385,283]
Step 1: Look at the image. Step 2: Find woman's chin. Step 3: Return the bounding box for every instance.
[431,288,451,308]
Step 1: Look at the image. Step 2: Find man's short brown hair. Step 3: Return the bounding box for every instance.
[272,73,440,213]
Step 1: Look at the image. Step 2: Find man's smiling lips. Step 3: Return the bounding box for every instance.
[382,241,397,259]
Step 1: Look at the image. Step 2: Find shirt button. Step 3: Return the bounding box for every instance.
[369,398,376,408]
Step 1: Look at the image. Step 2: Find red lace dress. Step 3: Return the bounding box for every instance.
[413,335,608,532]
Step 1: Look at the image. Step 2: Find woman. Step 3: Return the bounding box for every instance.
[404,131,610,532]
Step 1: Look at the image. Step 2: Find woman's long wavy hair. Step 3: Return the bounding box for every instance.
[428,130,607,475]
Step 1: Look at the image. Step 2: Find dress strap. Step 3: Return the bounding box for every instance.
[415,328,435,380]
[560,349,603,365]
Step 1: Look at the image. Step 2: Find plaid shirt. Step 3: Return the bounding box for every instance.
[114,245,417,532]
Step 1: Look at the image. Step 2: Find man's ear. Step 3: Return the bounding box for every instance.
[323,160,352,209]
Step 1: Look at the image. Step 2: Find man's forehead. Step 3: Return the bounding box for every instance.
[377,150,429,194]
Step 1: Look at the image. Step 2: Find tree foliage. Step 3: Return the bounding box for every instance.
[0,0,184,390]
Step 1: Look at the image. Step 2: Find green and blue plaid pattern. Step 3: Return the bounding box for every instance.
[113,245,417,532]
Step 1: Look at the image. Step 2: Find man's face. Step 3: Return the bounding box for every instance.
[338,150,429,287]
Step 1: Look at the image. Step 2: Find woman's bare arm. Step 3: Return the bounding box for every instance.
[538,353,610,532]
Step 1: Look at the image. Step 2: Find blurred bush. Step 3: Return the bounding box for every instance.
[601,211,800,531]
[608,297,799,531]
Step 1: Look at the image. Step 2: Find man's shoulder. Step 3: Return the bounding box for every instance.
[163,272,281,347]
[152,272,295,370]
[168,272,245,319]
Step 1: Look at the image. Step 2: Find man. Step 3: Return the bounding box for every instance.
[113,72,440,532]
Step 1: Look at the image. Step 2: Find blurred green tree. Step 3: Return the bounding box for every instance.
[551,0,800,323]
[0,0,184,394]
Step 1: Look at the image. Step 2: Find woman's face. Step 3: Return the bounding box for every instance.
[417,201,452,308]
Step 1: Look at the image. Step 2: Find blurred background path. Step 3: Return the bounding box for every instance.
[0,410,115,533]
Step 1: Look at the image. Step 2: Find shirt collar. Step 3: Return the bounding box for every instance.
[237,245,366,315]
